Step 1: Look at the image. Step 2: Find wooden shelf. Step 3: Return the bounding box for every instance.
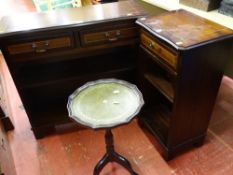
[20,65,136,89]
[17,49,136,88]
[144,73,174,103]
[141,104,171,143]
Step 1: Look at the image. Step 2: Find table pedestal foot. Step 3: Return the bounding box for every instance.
[94,129,138,175]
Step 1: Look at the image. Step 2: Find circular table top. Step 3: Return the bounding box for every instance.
[67,79,144,129]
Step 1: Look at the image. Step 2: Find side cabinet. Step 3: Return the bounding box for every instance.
[0,1,145,139]
[136,10,233,159]
[0,19,140,139]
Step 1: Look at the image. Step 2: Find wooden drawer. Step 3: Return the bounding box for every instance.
[80,27,138,46]
[140,32,178,70]
[7,36,72,55]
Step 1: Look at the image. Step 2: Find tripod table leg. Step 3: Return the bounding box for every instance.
[93,129,138,175]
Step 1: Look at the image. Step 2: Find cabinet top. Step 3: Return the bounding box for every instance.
[136,10,233,49]
[0,1,145,37]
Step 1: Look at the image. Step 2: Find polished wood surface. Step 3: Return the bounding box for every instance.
[79,21,139,46]
[0,0,232,165]
[136,9,233,49]
[81,26,138,46]
[144,73,174,103]
[0,0,145,37]
[94,129,138,175]
[1,0,233,174]
[0,1,145,138]
[140,30,178,70]
[3,51,233,174]
[8,36,72,55]
[137,10,233,159]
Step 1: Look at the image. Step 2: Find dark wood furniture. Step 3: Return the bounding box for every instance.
[95,129,138,175]
[0,1,145,139]
[136,9,233,159]
[0,1,233,160]
[67,79,144,174]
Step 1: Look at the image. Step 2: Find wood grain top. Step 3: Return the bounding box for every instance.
[0,1,146,37]
[136,10,233,49]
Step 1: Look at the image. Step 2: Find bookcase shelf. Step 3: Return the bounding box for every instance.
[144,73,174,103]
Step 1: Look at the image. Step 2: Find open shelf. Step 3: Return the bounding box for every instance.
[144,73,174,103]
[139,77,172,143]
[141,104,171,143]
[139,50,175,103]
[16,47,136,88]
[19,66,137,128]
[28,103,70,127]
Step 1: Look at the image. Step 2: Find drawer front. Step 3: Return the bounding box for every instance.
[8,36,72,55]
[80,27,138,46]
[141,32,178,70]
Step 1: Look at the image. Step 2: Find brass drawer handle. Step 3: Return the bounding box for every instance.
[32,41,50,53]
[116,30,121,36]
[105,30,121,42]
[149,42,162,53]
[108,37,118,42]
[149,42,155,49]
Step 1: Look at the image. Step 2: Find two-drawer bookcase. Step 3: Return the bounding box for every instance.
[0,1,233,159]
[0,1,146,138]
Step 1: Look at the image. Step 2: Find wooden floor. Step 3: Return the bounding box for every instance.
[1,1,233,175]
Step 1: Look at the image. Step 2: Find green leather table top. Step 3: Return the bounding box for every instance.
[67,79,144,129]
